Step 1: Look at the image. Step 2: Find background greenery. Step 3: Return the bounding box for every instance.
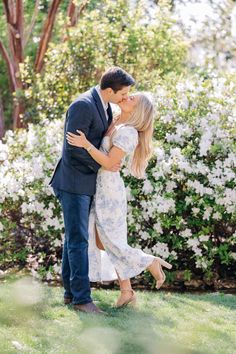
[0,0,235,289]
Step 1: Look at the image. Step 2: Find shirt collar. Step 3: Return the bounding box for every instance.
[95,85,108,112]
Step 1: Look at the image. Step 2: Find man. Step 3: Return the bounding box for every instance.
[50,67,135,313]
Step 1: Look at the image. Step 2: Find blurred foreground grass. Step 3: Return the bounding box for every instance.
[0,274,235,354]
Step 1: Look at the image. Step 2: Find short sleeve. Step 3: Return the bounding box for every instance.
[112,125,138,154]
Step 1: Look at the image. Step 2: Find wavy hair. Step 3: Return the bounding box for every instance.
[126,92,154,178]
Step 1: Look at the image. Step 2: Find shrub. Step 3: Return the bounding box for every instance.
[0,71,235,284]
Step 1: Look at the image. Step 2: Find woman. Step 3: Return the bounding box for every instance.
[66,92,172,307]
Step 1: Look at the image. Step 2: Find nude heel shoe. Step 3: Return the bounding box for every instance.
[116,289,137,308]
[148,257,172,290]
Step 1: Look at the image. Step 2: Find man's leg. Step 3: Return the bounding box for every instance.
[54,188,92,305]
[53,188,73,299]
[61,236,73,299]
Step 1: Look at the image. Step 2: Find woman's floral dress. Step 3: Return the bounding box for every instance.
[88,125,155,281]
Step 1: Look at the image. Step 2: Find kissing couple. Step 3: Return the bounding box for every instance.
[50,67,172,314]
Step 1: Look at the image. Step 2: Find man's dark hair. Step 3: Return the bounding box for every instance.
[100,67,135,93]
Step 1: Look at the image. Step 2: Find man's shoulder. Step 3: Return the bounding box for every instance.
[69,88,95,109]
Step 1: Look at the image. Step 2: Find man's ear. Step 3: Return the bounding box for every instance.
[106,88,114,95]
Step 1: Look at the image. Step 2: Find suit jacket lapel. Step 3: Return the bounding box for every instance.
[91,87,108,130]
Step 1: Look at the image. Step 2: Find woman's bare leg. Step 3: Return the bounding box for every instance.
[117,274,132,291]
[95,225,105,250]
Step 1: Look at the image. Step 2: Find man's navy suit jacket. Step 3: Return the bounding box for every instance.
[50,87,113,195]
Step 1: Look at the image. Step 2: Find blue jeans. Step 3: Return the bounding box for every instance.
[53,188,92,305]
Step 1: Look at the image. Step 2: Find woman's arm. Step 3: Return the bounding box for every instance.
[66,130,126,170]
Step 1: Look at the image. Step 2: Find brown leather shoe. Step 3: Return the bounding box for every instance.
[64,297,72,305]
[73,302,106,314]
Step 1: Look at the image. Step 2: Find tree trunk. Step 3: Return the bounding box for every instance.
[63,0,88,41]
[67,0,88,27]
[0,0,86,129]
[34,0,62,73]
[2,0,25,129]
[67,1,77,27]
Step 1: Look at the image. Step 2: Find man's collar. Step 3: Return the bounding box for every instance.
[95,85,108,111]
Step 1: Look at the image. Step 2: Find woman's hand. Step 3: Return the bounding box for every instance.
[66,130,90,149]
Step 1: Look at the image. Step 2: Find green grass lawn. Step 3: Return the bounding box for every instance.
[0,275,235,354]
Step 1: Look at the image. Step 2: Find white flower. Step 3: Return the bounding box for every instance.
[180,229,192,238]
[165,181,177,192]
[46,272,53,281]
[192,207,200,215]
[142,246,153,255]
[199,235,210,242]
[142,179,154,194]
[154,147,165,161]
[170,250,177,259]
[153,222,163,234]
[53,263,61,274]
[199,130,213,156]
[193,247,203,256]
[53,238,62,247]
[178,95,189,109]
[139,230,149,241]
[203,207,213,220]
[185,196,192,205]
[152,242,170,259]
[160,113,174,123]
[212,212,222,220]
[126,186,134,201]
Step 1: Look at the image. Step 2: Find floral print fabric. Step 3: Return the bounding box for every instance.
[88,125,155,281]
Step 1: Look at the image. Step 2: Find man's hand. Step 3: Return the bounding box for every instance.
[104,162,121,172]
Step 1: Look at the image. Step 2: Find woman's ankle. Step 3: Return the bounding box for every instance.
[120,288,133,293]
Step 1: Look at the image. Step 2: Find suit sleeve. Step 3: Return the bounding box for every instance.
[65,101,101,173]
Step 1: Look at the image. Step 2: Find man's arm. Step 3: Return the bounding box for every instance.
[65,101,101,173]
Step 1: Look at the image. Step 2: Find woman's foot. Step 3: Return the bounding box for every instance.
[116,289,137,308]
[148,257,172,289]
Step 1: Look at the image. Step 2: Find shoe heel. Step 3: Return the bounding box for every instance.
[157,257,172,269]
[156,272,166,289]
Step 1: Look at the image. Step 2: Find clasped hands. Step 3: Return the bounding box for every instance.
[66,130,121,172]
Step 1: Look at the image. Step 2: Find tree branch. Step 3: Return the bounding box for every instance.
[34,0,62,73]
[64,0,88,41]
[67,0,89,27]
[77,0,88,20]
[3,0,24,66]
[23,0,40,49]
[67,0,77,27]
[0,40,17,91]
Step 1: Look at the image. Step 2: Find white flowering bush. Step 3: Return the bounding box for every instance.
[0,71,235,285]
[125,70,236,283]
[0,121,64,279]
[174,0,236,71]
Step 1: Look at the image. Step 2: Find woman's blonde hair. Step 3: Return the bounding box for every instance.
[126,92,154,178]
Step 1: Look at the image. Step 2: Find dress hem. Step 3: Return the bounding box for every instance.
[89,256,155,282]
